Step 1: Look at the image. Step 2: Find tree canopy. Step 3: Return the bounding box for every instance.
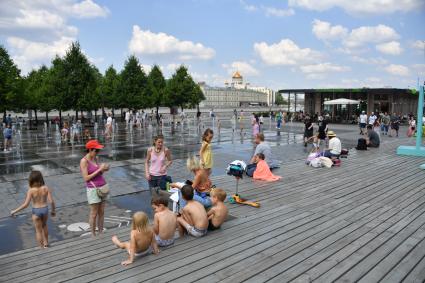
[0,43,205,117]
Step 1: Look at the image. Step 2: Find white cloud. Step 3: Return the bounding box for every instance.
[343,24,399,48]
[140,64,152,73]
[15,9,65,29]
[240,0,257,11]
[300,63,350,74]
[70,0,109,18]
[375,41,403,55]
[7,36,74,73]
[351,56,388,65]
[384,64,409,76]
[0,0,109,73]
[410,40,425,50]
[165,63,182,72]
[254,39,322,66]
[129,25,215,60]
[312,19,348,41]
[222,61,259,76]
[263,6,295,17]
[288,0,424,14]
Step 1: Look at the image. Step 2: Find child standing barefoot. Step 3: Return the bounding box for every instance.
[10,170,56,248]
[112,212,159,266]
[200,128,213,176]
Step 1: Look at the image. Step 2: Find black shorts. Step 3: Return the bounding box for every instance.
[304,130,313,138]
[359,123,366,128]
[208,219,221,231]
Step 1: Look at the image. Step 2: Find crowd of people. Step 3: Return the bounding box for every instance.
[6,108,423,266]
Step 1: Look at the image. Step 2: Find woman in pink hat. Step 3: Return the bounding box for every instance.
[80,140,110,237]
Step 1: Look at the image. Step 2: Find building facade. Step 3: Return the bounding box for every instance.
[200,72,273,107]
[279,88,419,121]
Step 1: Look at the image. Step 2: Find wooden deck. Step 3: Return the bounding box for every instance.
[1,138,425,282]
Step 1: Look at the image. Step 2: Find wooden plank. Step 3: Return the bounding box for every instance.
[379,229,425,282]
[358,226,425,282]
[314,207,425,282]
[217,182,425,283]
[92,166,422,283]
[287,191,425,282]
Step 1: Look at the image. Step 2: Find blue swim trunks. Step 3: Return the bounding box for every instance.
[32,206,48,218]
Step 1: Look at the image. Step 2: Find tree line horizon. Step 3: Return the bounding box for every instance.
[0,41,206,125]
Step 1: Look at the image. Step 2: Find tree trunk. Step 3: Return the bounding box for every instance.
[75,110,78,120]
[34,109,38,125]
[112,109,115,118]
[59,110,62,126]
[156,106,160,124]
[121,108,123,121]
[45,112,48,124]
[94,109,97,122]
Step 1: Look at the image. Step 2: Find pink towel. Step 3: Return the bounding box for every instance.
[253,160,282,182]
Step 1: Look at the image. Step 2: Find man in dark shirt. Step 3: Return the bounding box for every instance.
[366,125,380,147]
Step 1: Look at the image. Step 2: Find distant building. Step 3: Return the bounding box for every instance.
[278,88,418,120]
[199,72,274,107]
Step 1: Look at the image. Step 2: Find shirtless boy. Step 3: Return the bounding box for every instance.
[207,188,228,231]
[177,185,208,237]
[151,196,177,247]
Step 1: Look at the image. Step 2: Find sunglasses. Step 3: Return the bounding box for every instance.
[90,148,100,153]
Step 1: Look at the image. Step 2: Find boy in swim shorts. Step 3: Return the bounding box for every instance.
[151,196,177,247]
[177,185,208,238]
[207,188,228,231]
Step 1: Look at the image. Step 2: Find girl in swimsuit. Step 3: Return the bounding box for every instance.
[11,170,56,248]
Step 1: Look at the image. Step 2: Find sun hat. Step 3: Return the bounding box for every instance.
[85,140,104,150]
[327,131,336,137]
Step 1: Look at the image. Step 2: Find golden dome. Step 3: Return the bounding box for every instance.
[232,71,242,79]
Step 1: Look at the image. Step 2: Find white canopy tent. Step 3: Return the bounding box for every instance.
[324,98,361,105]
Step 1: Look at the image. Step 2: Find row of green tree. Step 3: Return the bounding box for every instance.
[0,42,205,124]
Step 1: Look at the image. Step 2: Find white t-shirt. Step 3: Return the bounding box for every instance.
[106,117,113,125]
[329,137,342,155]
[368,115,377,125]
[359,114,367,124]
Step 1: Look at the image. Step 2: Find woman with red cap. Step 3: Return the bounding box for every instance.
[80,140,110,237]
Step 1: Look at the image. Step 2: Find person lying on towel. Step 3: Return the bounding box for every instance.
[253,153,282,182]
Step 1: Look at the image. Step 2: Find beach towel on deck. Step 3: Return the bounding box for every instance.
[253,160,282,182]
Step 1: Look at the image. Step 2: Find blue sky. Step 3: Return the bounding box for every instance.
[0,0,424,90]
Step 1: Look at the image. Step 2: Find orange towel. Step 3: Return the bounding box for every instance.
[253,160,282,182]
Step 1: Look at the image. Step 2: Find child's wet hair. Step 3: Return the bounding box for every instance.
[181,185,194,200]
[211,188,227,202]
[202,128,213,141]
[132,211,149,232]
[151,196,169,207]
[257,153,265,160]
[187,156,202,171]
[153,135,164,146]
[28,170,45,188]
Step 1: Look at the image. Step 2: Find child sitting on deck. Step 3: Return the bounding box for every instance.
[253,153,282,182]
[151,196,177,247]
[112,211,159,266]
[207,188,228,231]
[177,185,208,238]
[10,170,56,249]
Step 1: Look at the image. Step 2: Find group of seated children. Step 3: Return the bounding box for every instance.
[112,186,228,266]
[10,172,228,266]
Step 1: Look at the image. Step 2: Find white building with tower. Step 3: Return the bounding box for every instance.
[200,71,275,108]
